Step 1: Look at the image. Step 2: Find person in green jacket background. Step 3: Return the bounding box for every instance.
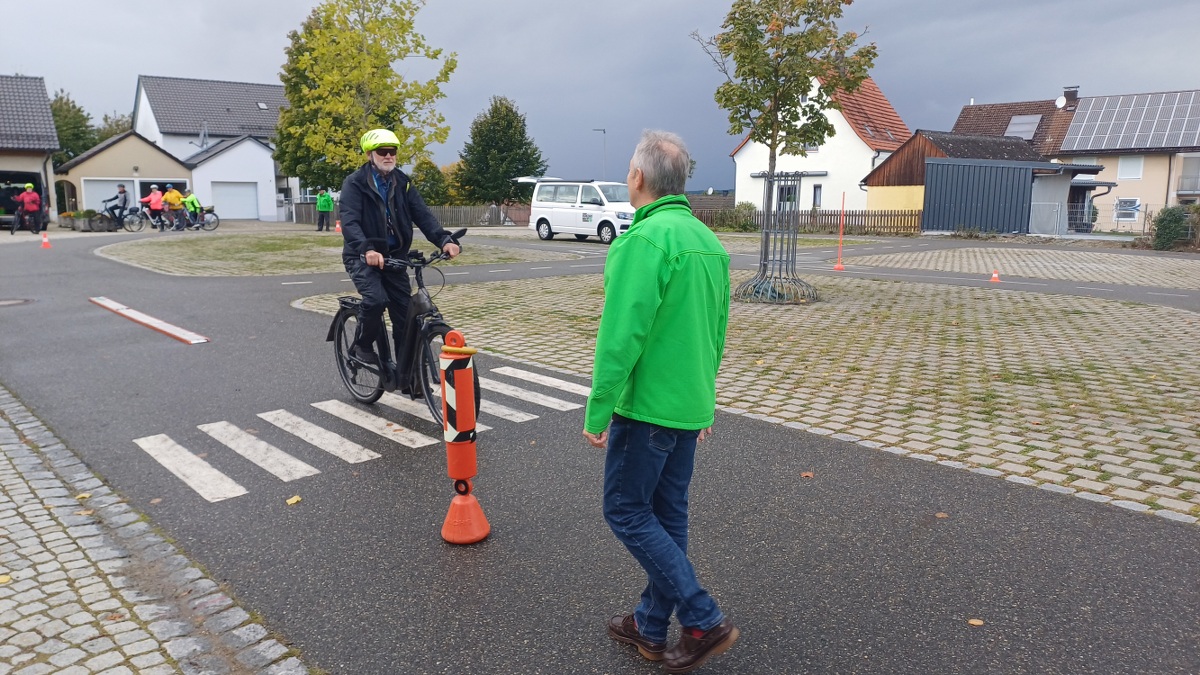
[316,189,335,232]
[181,189,203,230]
[583,129,737,673]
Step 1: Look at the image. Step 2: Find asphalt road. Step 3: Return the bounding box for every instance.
[0,233,1197,674]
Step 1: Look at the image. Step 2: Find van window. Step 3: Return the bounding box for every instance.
[599,184,629,202]
[536,185,557,202]
[580,185,602,205]
[554,185,579,204]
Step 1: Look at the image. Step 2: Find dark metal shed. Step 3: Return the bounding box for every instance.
[922,158,1038,233]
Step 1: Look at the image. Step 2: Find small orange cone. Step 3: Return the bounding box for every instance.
[41,232,51,249]
[441,493,491,544]
[334,219,341,233]
[989,269,1000,283]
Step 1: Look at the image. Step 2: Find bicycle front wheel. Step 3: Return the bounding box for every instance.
[123,213,145,232]
[334,311,384,404]
[201,212,219,231]
[417,325,480,427]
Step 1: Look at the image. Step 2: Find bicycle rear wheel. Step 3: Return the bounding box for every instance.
[8,214,17,235]
[201,212,219,231]
[417,325,480,427]
[123,213,145,232]
[334,311,384,404]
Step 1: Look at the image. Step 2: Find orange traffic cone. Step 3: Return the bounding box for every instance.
[334,219,341,233]
[989,269,1000,283]
[41,231,51,249]
[439,330,490,545]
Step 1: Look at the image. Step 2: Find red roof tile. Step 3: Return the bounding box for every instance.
[730,76,911,156]
[952,99,1076,156]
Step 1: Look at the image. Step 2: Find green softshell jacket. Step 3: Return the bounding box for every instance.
[584,194,730,434]
[317,193,334,212]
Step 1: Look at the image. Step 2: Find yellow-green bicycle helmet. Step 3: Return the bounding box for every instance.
[24,183,34,189]
[360,128,400,153]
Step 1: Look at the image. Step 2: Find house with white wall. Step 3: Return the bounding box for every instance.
[731,77,911,211]
[0,75,59,225]
[132,75,293,220]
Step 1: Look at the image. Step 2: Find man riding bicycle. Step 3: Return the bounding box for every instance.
[101,184,129,230]
[10,183,41,234]
[339,128,460,366]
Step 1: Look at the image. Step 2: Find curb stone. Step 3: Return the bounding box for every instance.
[0,386,316,674]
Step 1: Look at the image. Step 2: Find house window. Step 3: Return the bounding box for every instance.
[812,184,823,208]
[1114,198,1141,221]
[777,185,797,210]
[1117,155,1144,180]
[1004,114,1042,140]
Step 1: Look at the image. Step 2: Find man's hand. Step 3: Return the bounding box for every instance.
[698,426,714,442]
[442,242,461,259]
[365,250,384,268]
[583,429,608,449]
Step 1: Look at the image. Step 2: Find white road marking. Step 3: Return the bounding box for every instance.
[569,264,605,268]
[1147,292,1190,298]
[488,269,512,273]
[529,266,553,270]
[311,400,440,448]
[89,297,209,344]
[1076,287,1115,292]
[198,422,320,481]
[477,377,582,410]
[377,392,492,431]
[444,272,470,276]
[491,366,591,397]
[281,281,312,285]
[257,410,380,463]
[133,434,248,503]
[433,392,540,422]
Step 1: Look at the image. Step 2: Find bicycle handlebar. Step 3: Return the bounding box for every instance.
[360,227,467,272]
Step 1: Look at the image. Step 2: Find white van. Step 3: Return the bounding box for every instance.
[528,179,634,244]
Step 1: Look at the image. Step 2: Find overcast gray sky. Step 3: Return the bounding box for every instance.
[4,0,1194,190]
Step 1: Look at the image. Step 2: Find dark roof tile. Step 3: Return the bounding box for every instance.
[920,130,1048,162]
[0,75,59,151]
[137,75,287,138]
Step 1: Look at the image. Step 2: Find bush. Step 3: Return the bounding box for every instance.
[1151,206,1189,250]
[704,202,760,233]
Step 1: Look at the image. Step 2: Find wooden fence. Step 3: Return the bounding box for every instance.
[693,208,922,236]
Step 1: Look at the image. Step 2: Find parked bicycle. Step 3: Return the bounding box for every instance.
[192,205,219,231]
[8,209,39,235]
[121,206,159,232]
[326,228,477,426]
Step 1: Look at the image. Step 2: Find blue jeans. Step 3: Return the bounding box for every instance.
[603,415,722,642]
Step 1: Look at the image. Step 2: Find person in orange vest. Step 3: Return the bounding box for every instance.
[139,185,166,231]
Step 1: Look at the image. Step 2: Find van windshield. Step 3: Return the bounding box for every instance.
[599,184,630,203]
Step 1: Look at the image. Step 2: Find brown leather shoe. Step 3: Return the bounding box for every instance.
[607,614,665,661]
[663,618,739,674]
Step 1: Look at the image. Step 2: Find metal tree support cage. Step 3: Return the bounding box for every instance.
[732,172,821,304]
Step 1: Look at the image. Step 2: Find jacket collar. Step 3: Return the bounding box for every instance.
[631,194,690,226]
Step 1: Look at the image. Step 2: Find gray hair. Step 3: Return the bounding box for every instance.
[631,130,690,198]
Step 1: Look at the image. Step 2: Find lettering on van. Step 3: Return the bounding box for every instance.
[582,213,593,223]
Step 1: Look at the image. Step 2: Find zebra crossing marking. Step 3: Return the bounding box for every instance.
[198,422,321,481]
[490,367,592,397]
[311,400,441,448]
[434,393,540,423]
[257,409,381,464]
[377,392,492,431]
[477,377,582,411]
[132,434,248,503]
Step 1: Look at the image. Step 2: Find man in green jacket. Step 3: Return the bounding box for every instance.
[316,189,334,232]
[583,130,737,674]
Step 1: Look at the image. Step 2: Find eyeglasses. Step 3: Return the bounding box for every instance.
[374,147,398,157]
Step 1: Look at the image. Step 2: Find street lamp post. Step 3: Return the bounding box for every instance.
[592,128,606,180]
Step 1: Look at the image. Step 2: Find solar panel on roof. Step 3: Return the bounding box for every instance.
[1061,90,1200,151]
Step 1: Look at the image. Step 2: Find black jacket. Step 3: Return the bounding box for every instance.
[338,162,452,258]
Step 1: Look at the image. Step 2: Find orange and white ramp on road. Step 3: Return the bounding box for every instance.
[88,296,210,344]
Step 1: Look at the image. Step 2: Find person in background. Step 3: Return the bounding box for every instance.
[139,185,165,231]
[10,183,42,234]
[583,130,737,674]
[101,184,129,231]
[316,189,334,232]
[182,189,203,230]
[162,183,185,231]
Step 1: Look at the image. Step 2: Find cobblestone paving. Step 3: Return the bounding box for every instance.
[95,234,578,277]
[0,389,310,674]
[300,271,1200,523]
[848,247,1200,289]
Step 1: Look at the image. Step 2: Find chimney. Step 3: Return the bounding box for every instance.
[1063,86,1079,105]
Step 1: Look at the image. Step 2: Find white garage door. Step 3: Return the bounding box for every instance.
[82,179,131,212]
[211,182,259,219]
